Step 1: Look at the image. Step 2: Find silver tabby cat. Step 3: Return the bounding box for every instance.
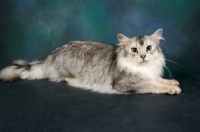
[0,29,181,95]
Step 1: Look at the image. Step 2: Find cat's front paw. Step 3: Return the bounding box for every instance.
[168,79,180,86]
[168,86,181,95]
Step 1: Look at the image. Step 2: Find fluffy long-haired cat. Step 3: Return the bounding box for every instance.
[0,29,181,95]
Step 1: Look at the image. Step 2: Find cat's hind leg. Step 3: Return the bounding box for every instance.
[64,77,95,91]
[64,77,75,83]
[64,77,83,88]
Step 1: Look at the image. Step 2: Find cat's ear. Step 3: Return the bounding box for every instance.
[117,34,129,48]
[150,29,164,44]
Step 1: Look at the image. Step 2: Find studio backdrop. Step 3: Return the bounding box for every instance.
[0,0,200,80]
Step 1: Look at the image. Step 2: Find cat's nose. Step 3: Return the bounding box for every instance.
[140,55,146,60]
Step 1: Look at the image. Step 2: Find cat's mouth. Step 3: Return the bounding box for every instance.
[140,60,148,63]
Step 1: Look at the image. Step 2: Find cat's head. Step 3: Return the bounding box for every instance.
[117,29,165,65]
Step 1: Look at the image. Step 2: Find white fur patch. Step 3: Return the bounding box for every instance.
[67,78,120,94]
[117,52,165,81]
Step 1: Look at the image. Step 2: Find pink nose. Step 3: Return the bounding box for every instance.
[140,55,146,60]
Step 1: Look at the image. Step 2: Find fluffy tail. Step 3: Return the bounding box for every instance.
[0,60,45,82]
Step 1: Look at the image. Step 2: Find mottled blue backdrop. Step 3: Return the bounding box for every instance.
[0,0,200,79]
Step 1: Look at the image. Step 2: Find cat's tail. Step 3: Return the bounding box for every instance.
[0,60,47,82]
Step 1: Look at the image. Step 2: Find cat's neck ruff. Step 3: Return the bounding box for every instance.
[116,51,165,81]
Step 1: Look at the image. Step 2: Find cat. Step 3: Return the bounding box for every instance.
[0,29,181,95]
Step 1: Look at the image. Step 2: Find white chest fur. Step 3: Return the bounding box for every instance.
[117,55,165,81]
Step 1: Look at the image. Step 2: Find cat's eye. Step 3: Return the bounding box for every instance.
[131,48,138,53]
[146,45,152,52]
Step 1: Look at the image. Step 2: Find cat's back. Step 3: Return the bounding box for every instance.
[61,41,117,58]
[57,41,118,80]
[66,41,116,52]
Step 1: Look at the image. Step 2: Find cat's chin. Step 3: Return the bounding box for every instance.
[139,60,148,64]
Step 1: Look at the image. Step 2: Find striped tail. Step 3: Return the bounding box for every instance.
[0,60,45,82]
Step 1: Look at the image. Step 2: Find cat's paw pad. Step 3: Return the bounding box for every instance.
[169,79,180,86]
[168,87,181,95]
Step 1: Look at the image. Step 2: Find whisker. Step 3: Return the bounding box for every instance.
[165,59,184,68]
[164,66,173,79]
[163,51,173,54]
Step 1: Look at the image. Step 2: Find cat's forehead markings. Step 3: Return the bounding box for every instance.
[128,37,136,46]
[136,35,145,46]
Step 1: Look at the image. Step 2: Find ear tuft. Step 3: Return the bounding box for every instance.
[154,29,163,36]
[117,34,129,44]
[151,29,164,43]
[117,34,129,48]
